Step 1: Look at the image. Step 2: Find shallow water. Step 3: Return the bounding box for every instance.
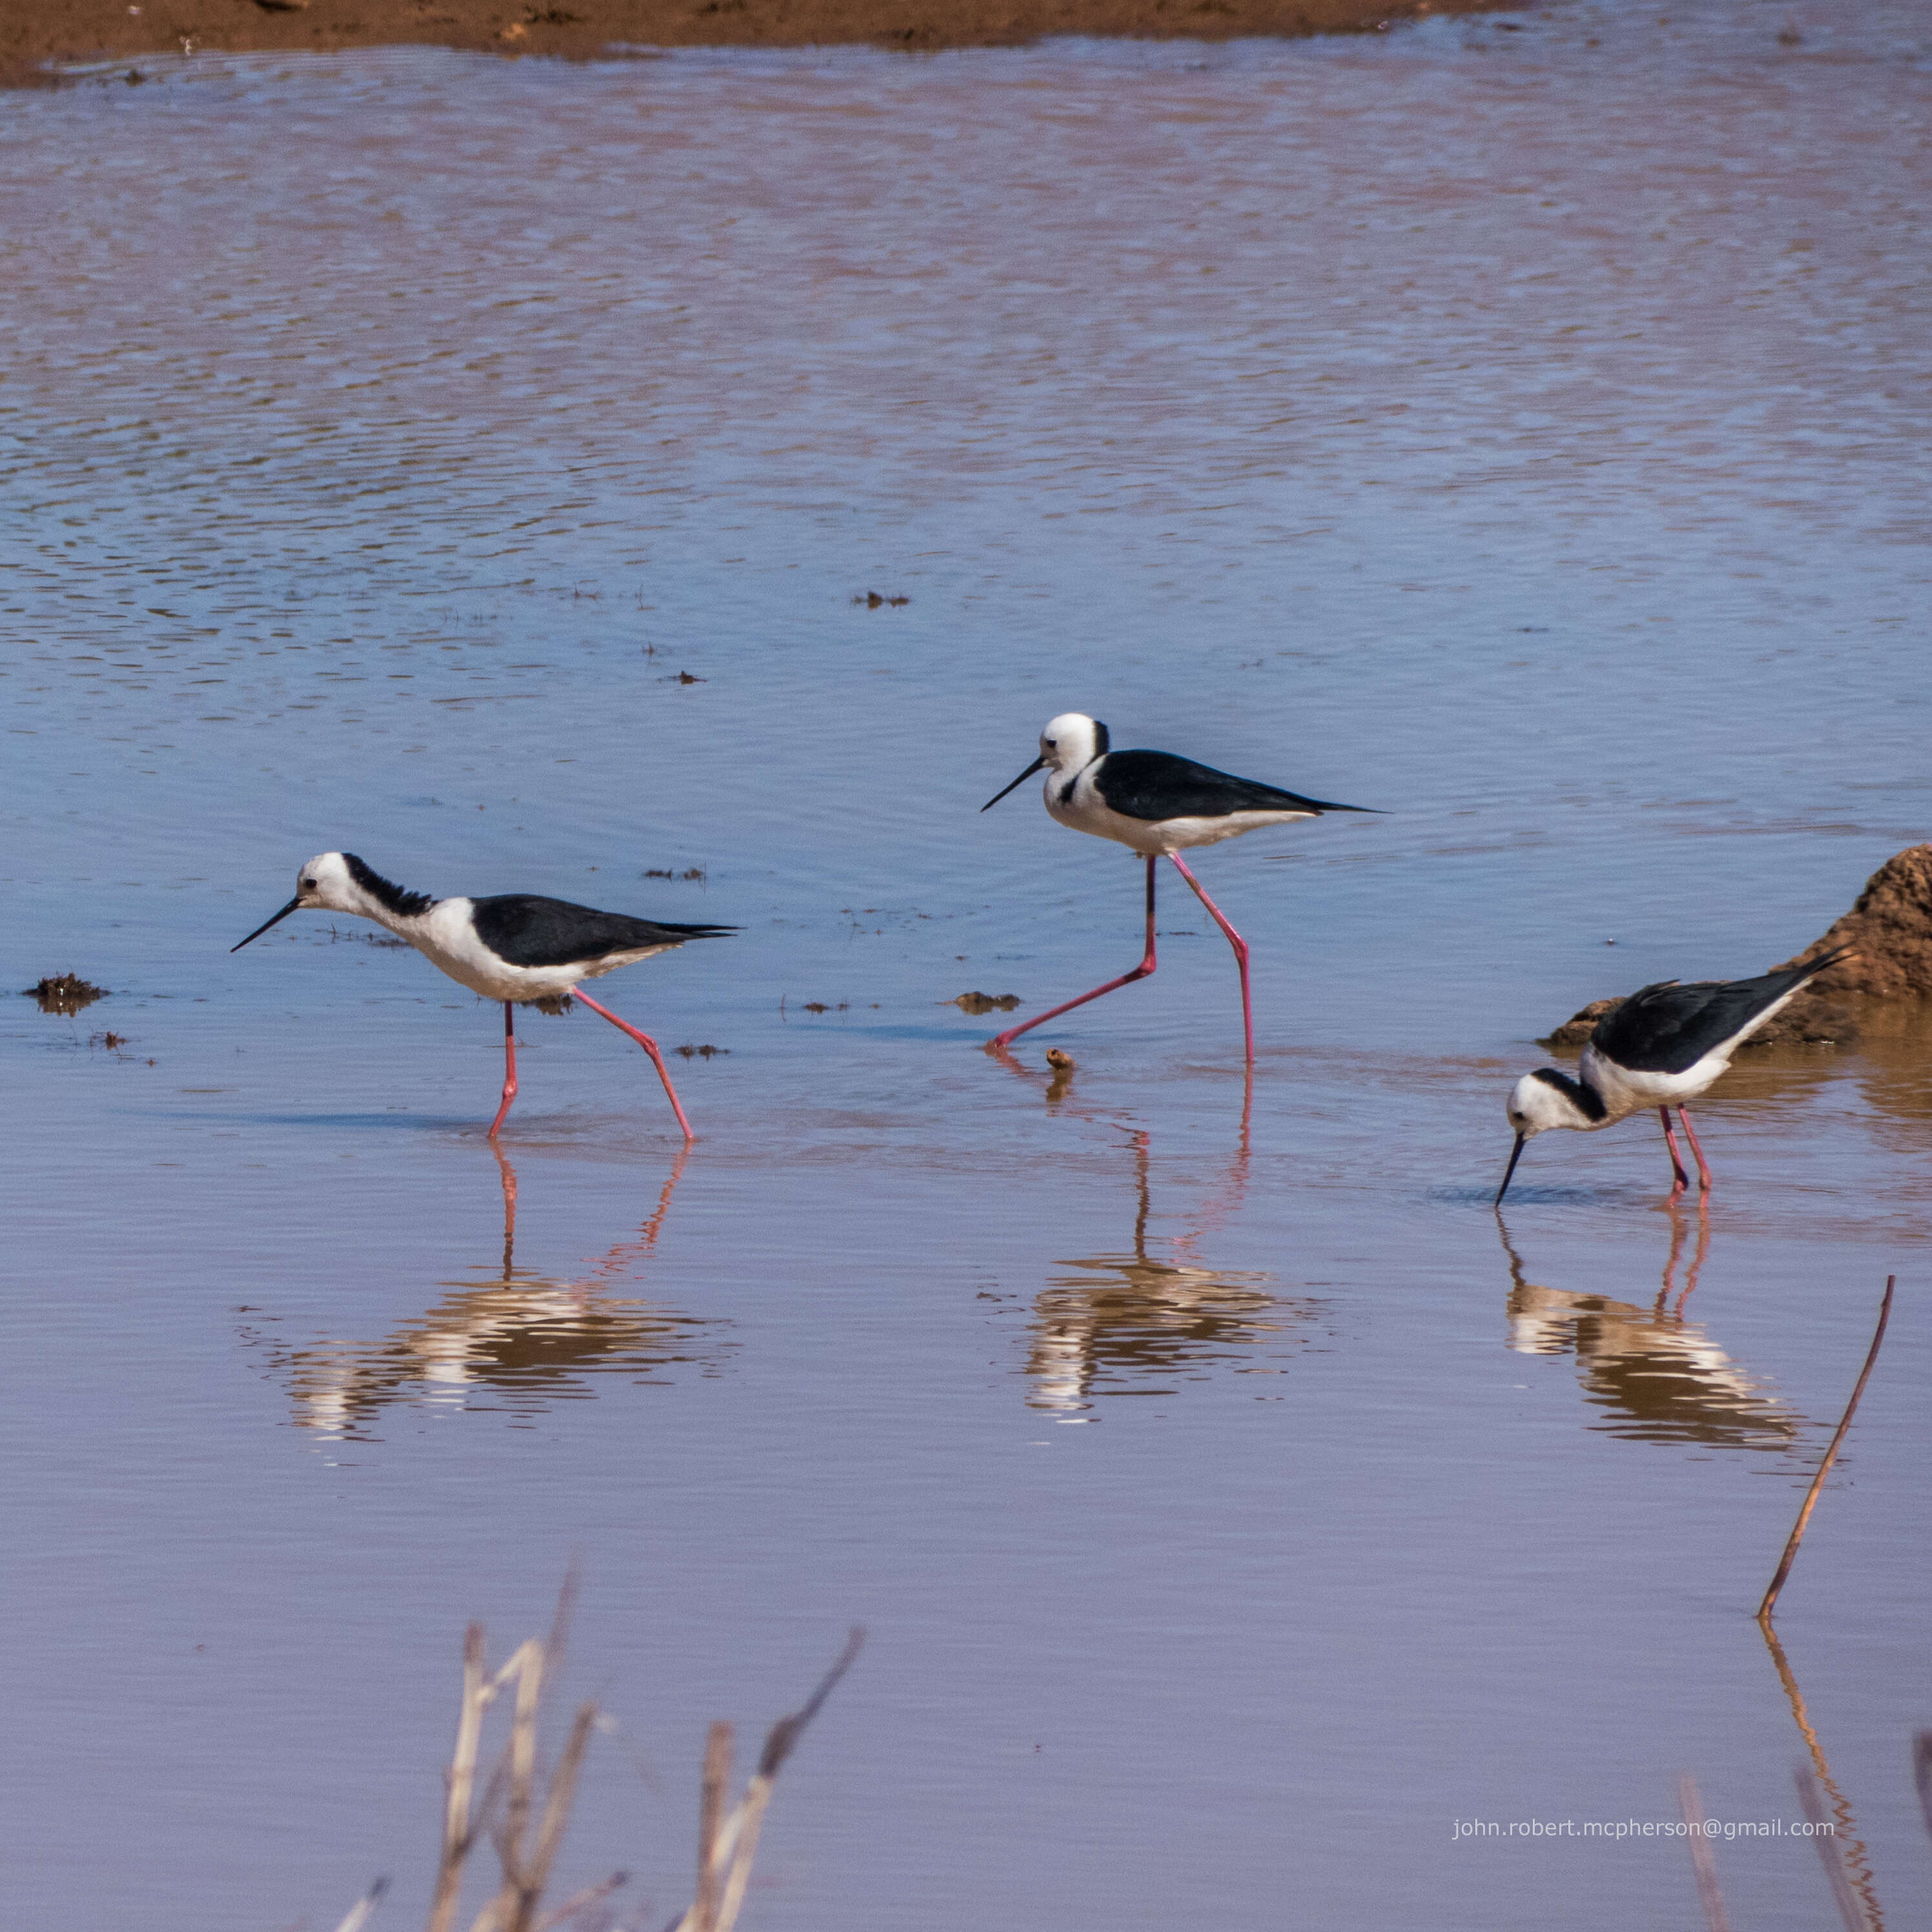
[3,1,1931,1925]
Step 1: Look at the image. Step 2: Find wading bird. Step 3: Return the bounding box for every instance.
[1495,948,1851,1203]
[980,713,1375,1061]
[233,852,732,1139]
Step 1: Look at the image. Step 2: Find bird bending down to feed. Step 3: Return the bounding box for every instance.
[1495,947,1853,1204]
[981,713,1376,1062]
[232,852,732,1140]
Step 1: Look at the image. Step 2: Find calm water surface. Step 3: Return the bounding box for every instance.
[3,1,1930,1925]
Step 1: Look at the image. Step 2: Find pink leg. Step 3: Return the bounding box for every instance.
[487,1002,519,1139]
[572,988,696,1141]
[1658,1105,1690,1196]
[1167,851,1253,1065]
[991,858,1158,1052]
[1676,1105,1714,1193]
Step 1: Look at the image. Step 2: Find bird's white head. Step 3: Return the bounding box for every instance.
[233,852,431,951]
[981,713,1110,812]
[1037,712,1108,773]
[1506,1070,1594,1138]
[290,852,368,915]
[1495,1068,1599,1203]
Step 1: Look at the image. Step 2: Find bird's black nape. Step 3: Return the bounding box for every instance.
[343,853,434,918]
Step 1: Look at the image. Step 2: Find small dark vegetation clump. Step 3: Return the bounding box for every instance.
[948,991,1021,1015]
[26,973,106,1015]
[676,1043,729,1059]
[645,867,708,882]
[853,590,910,608]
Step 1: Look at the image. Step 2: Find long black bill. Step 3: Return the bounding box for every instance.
[231,898,301,953]
[1495,1134,1528,1206]
[981,755,1046,813]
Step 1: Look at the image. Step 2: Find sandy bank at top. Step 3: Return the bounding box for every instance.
[5,0,1503,83]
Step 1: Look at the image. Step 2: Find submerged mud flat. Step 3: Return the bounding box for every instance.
[2,3,1930,1928]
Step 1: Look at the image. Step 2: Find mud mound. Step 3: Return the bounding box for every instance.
[1539,844,1932,1054]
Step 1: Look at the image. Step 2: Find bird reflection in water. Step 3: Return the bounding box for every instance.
[1496,1205,1804,1452]
[284,1145,730,1440]
[1025,1119,1317,1416]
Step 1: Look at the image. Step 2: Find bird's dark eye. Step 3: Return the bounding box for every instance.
[300,878,315,889]
[1044,738,1056,749]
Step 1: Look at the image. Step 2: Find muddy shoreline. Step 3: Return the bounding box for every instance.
[3,0,1501,85]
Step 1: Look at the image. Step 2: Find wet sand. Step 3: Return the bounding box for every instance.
[5,0,1494,85]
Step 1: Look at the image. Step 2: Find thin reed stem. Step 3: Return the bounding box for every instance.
[695,1722,734,1932]
[430,1626,490,1932]
[1757,1276,1895,1622]
[329,1876,388,1932]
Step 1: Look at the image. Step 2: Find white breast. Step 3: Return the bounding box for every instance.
[1581,1041,1734,1115]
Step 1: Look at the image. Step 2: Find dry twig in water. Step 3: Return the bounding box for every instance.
[1757,1275,1896,1622]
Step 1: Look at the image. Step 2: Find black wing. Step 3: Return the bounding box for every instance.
[1589,949,1849,1073]
[470,895,734,970]
[1094,748,1376,823]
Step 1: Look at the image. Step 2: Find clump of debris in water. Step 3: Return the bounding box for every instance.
[948,992,1021,1014]
[26,973,106,1016]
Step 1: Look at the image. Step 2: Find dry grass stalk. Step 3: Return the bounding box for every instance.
[331,1878,390,1932]
[1913,1732,1932,1842]
[530,1870,628,1932]
[1676,1775,1733,1932]
[428,1625,490,1932]
[674,1626,866,1932]
[333,1603,857,1932]
[495,1701,600,1932]
[695,1723,734,1932]
[1757,1276,1896,1622]
[1794,1763,1868,1932]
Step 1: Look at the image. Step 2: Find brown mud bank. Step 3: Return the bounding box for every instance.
[1542,844,1932,1054]
[3,0,1497,84]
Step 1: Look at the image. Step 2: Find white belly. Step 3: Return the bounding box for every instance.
[1046,775,1315,856]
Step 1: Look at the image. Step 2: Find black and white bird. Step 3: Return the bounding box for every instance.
[981,712,1375,1061]
[1495,947,1853,1204]
[232,852,732,1140]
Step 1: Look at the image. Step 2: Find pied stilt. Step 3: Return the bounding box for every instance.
[981,713,1376,1061]
[1495,946,1853,1203]
[232,852,732,1140]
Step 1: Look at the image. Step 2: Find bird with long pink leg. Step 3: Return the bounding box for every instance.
[232,852,732,1141]
[980,713,1376,1063]
[1495,946,1853,1204]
